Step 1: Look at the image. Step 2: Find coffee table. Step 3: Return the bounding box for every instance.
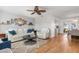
[23,35,37,45]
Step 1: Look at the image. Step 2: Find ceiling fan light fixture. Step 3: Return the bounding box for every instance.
[27,6,46,15]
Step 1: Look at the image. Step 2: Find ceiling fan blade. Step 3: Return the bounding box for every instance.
[31,12,36,15]
[27,10,34,11]
[39,10,46,12]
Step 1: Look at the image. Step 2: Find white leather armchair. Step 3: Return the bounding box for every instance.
[7,28,35,42]
[37,28,49,39]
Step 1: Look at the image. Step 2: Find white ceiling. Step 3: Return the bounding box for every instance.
[0,6,79,19]
[43,6,79,19]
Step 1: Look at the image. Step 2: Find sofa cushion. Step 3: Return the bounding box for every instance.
[9,30,17,35]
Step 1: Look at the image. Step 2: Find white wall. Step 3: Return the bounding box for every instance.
[34,14,56,38]
[58,20,64,33]
[0,9,34,33]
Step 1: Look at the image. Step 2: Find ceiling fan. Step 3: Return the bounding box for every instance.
[27,6,46,15]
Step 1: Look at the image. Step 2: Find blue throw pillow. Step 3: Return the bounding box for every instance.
[9,30,16,35]
[27,29,34,33]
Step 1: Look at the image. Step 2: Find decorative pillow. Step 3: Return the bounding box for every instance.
[1,38,8,42]
[27,29,34,33]
[9,30,16,35]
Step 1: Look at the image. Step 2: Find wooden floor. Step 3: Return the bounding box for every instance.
[34,34,79,53]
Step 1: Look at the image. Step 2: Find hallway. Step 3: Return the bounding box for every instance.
[35,34,79,53]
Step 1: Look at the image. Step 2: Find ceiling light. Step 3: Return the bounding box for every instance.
[72,19,78,22]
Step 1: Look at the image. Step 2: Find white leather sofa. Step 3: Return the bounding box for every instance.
[7,28,35,42]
